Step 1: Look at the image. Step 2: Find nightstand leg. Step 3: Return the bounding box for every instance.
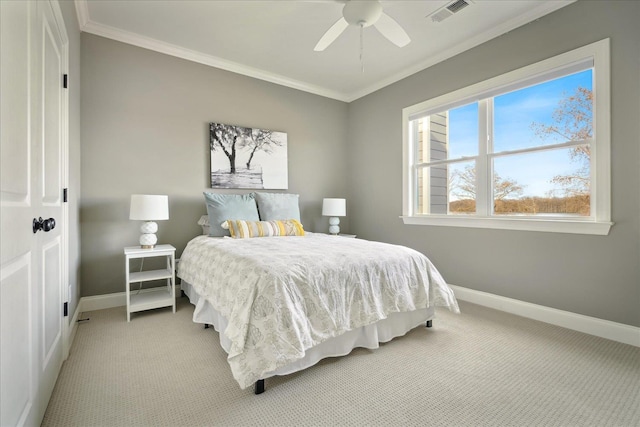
[168,253,176,314]
[126,254,131,322]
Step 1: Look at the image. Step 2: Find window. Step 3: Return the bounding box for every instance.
[402,39,612,235]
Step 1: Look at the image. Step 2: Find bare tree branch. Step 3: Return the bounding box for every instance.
[239,129,284,170]
[530,86,592,198]
[210,123,250,174]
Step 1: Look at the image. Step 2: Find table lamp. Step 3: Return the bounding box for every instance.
[129,194,169,248]
[322,198,346,235]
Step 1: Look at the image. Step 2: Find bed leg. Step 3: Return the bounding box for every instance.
[254,379,265,395]
[426,320,433,328]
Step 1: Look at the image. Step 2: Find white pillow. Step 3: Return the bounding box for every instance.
[197,215,210,235]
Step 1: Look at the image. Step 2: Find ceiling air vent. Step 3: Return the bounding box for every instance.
[428,0,473,23]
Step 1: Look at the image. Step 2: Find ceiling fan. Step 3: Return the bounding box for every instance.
[314,0,411,52]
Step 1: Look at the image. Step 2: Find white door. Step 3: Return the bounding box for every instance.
[0,1,68,426]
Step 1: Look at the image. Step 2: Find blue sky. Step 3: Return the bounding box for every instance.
[447,69,592,197]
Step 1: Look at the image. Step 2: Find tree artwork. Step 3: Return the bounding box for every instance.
[209,123,288,189]
[209,123,250,174]
[240,129,284,170]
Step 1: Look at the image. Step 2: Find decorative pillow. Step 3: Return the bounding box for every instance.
[203,192,259,237]
[197,215,210,235]
[254,192,301,221]
[222,219,305,239]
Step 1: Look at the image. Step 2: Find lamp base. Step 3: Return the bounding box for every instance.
[139,232,157,248]
[139,221,158,248]
[328,217,340,235]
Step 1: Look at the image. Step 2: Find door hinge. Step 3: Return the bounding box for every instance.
[63,188,68,203]
[63,302,68,317]
[63,74,68,89]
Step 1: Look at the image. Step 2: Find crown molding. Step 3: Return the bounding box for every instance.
[74,0,574,104]
[74,0,89,30]
[345,0,575,102]
[74,1,348,102]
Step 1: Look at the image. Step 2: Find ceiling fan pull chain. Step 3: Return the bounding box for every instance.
[360,23,364,73]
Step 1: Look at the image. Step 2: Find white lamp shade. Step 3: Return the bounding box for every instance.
[129,195,169,220]
[322,198,346,217]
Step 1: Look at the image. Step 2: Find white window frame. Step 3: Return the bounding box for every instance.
[401,39,612,235]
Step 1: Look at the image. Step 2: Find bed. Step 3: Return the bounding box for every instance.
[177,192,459,393]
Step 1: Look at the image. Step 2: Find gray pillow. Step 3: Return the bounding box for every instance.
[203,192,260,237]
[254,192,300,221]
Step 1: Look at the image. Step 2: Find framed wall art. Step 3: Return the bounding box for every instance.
[209,122,288,189]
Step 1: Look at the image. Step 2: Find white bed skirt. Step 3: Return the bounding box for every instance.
[181,281,435,380]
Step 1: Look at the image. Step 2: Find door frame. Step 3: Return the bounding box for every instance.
[49,0,70,360]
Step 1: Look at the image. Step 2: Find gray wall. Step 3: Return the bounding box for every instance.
[347,0,640,327]
[80,1,639,327]
[80,34,349,297]
[59,0,82,320]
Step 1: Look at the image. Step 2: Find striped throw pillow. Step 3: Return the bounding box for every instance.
[222,219,305,239]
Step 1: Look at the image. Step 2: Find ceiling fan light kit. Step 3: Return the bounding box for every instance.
[314,0,411,63]
[342,0,382,27]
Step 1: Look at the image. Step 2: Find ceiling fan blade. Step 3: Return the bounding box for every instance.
[314,17,349,51]
[374,12,410,48]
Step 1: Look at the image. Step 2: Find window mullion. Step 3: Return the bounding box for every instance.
[421,119,431,214]
[476,99,490,216]
[410,119,419,215]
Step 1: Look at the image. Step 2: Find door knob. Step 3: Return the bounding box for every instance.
[43,217,55,232]
[33,217,56,233]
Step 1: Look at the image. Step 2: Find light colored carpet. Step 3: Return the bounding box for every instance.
[42,297,639,426]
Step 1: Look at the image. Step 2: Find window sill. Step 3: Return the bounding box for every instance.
[400,216,613,235]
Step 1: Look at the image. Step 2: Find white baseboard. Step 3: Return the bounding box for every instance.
[64,301,82,358]
[69,302,81,342]
[77,284,638,347]
[449,284,640,347]
[80,291,126,312]
[79,285,183,313]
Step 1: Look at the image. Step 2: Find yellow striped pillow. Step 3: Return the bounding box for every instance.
[222,219,305,239]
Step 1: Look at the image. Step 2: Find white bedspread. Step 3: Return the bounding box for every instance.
[178,233,459,389]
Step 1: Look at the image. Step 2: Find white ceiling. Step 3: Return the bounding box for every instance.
[75,0,575,102]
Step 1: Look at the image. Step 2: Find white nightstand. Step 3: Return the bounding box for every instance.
[124,244,176,322]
